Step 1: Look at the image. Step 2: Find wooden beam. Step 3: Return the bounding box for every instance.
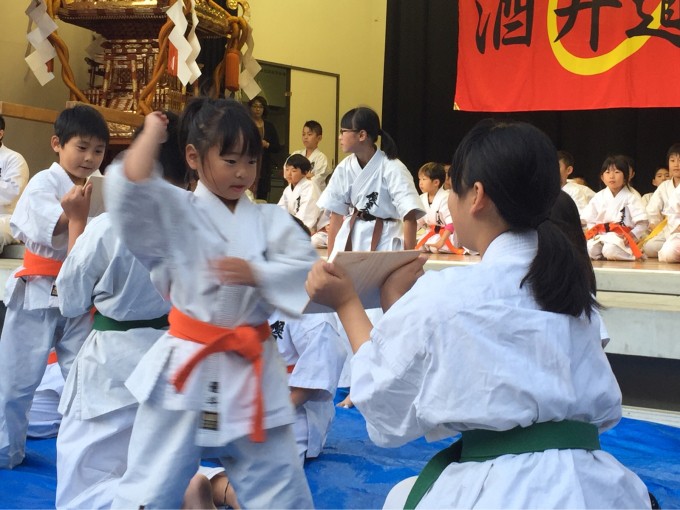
[0,102,59,124]
[65,101,144,128]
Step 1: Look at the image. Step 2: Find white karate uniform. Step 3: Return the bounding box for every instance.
[318,149,424,258]
[0,162,92,469]
[0,144,30,249]
[641,192,653,208]
[278,178,322,232]
[645,179,680,259]
[581,187,648,261]
[562,179,592,215]
[290,148,331,191]
[54,213,172,510]
[416,188,459,253]
[270,310,346,460]
[311,210,331,248]
[350,231,650,509]
[27,361,64,439]
[105,159,316,509]
[659,182,680,263]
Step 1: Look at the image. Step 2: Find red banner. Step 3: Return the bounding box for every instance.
[455,0,680,111]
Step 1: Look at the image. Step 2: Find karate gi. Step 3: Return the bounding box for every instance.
[27,359,64,439]
[351,231,650,509]
[644,179,680,258]
[55,213,172,509]
[416,188,459,253]
[105,159,316,509]
[290,148,331,191]
[562,179,592,215]
[581,187,648,261]
[0,144,30,249]
[318,150,423,258]
[270,310,346,460]
[278,178,322,232]
[658,182,680,263]
[0,163,92,469]
[311,210,331,249]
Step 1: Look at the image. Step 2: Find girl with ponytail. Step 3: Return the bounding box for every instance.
[318,106,423,257]
[306,120,651,509]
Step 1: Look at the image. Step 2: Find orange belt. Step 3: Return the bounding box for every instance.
[286,365,295,374]
[585,223,643,259]
[416,225,464,255]
[47,351,58,365]
[168,307,272,443]
[15,250,63,278]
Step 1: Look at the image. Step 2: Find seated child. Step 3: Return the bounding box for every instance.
[558,151,593,215]
[657,145,680,263]
[581,155,648,261]
[0,105,109,469]
[641,165,669,208]
[289,120,331,191]
[416,163,461,254]
[278,154,322,233]
[644,151,678,259]
[27,351,64,439]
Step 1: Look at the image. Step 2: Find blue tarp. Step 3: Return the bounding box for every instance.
[2,389,679,509]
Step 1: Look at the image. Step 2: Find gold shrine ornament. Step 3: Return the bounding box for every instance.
[547,0,663,75]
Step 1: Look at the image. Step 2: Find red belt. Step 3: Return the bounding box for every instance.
[15,250,63,278]
[168,307,272,442]
[585,223,643,259]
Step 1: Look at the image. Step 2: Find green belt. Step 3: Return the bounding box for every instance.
[403,420,600,510]
[92,311,169,332]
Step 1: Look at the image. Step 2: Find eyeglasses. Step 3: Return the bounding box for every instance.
[251,104,264,109]
[339,129,359,135]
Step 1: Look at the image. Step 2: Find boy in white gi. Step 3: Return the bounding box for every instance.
[278,154,322,232]
[658,151,680,263]
[289,120,331,191]
[645,145,680,259]
[558,150,593,215]
[582,155,649,261]
[0,115,30,251]
[306,120,652,509]
[416,162,460,254]
[0,105,109,469]
[54,113,186,509]
[106,99,316,509]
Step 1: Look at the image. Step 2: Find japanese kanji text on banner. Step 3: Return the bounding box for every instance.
[455,0,680,111]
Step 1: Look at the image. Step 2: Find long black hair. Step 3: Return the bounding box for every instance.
[449,120,597,319]
[340,107,398,160]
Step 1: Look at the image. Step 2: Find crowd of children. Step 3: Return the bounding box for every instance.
[0,99,672,510]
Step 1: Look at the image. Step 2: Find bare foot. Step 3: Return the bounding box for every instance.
[336,394,354,408]
[181,474,217,509]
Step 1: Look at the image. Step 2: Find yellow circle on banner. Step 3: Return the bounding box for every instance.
[547,0,662,75]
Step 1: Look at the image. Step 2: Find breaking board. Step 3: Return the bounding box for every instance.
[303,250,421,314]
[87,174,106,217]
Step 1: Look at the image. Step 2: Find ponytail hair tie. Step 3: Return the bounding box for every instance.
[531,217,550,229]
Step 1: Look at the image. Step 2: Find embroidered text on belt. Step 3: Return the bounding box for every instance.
[345,210,397,252]
[584,222,643,259]
[167,307,272,442]
[415,225,465,255]
[403,420,601,509]
[15,249,63,278]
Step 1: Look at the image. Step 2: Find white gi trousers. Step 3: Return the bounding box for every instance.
[587,233,636,261]
[56,405,137,509]
[659,233,680,263]
[110,402,313,510]
[0,280,91,469]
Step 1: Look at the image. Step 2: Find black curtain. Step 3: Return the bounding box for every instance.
[382,0,680,195]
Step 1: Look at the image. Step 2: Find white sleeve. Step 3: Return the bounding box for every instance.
[384,162,425,220]
[57,216,110,317]
[645,187,665,226]
[317,162,351,216]
[416,194,427,229]
[311,153,329,190]
[580,196,599,228]
[250,206,319,316]
[628,194,649,240]
[0,151,29,206]
[10,179,65,247]
[666,185,680,234]
[277,186,289,212]
[104,157,191,272]
[297,184,321,232]
[288,319,346,401]
[440,193,453,225]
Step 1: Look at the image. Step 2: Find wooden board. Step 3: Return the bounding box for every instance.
[303,250,422,314]
[65,101,144,128]
[0,102,59,124]
[87,174,106,217]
